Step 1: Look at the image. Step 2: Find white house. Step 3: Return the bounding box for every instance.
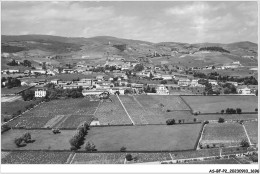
[178,79,191,86]
[35,89,47,98]
[237,86,251,95]
[190,79,199,87]
[208,80,218,86]
[161,75,173,80]
[156,84,169,95]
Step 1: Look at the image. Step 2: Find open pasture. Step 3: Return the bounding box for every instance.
[244,121,258,144]
[94,95,132,125]
[71,153,126,164]
[85,124,202,151]
[1,86,31,95]
[1,151,71,164]
[200,123,247,147]
[127,153,172,163]
[1,129,75,150]
[182,96,257,113]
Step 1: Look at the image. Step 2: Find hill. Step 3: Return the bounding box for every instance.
[1,35,258,67]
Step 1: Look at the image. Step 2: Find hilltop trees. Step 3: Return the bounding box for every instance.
[199,47,230,53]
[133,64,144,72]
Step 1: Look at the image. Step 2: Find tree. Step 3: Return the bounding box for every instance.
[218,117,225,123]
[166,119,175,125]
[221,110,225,114]
[125,154,133,161]
[255,108,258,112]
[236,108,242,114]
[120,146,127,152]
[14,137,26,147]
[160,80,167,84]
[23,60,31,67]
[240,139,249,147]
[178,120,182,124]
[204,81,213,95]
[85,142,96,151]
[42,62,47,70]
[193,118,197,122]
[22,132,32,143]
[133,64,144,72]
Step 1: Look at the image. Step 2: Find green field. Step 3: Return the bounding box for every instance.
[201,123,247,147]
[182,96,257,113]
[85,124,202,151]
[1,151,71,164]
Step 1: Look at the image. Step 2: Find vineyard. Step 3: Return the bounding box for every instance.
[71,153,126,164]
[244,121,258,144]
[1,151,71,164]
[7,99,99,128]
[200,123,247,147]
[94,96,132,125]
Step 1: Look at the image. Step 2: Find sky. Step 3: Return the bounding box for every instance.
[1,1,258,44]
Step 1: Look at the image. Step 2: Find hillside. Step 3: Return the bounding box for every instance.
[1,35,258,67]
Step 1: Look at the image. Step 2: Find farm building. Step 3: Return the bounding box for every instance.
[82,89,107,96]
[237,86,251,95]
[178,79,191,87]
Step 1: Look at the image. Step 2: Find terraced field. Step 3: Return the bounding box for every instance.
[244,121,258,144]
[94,95,132,125]
[1,151,71,164]
[7,99,99,128]
[186,158,239,164]
[182,96,257,113]
[200,123,247,147]
[71,153,126,164]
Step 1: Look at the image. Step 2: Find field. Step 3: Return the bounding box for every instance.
[186,158,239,164]
[170,149,220,160]
[7,98,99,128]
[1,86,31,95]
[71,153,126,164]
[127,153,172,163]
[244,121,258,144]
[1,151,71,164]
[94,95,132,125]
[134,95,194,123]
[182,96,257,113]
[200,123,247,147]
[1,129,75,150]
[195,114,258,122]
[1,99,41,123]
[85,124,202,151]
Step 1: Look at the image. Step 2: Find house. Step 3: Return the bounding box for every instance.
[35,89,47,98]
[62,69,74,74]
[226,81,238,87]
[78,79,92,86]
[82,89,106,96]
[161,75,173,80]
[190,79,199,87]
[208,80,218,86]
[50,79,60,85]
[96,75,104,81]
[31,70,46,75]
[156,84,169,95]
[237,86,251,95]
[178,79,191,87]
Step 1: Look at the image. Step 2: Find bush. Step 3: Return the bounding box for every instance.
[14,137,26,147]
[193,118,197,122]
[70,146,78,151]
[22,132,31,143]
[52,128,61,134]
[125,154,133,161]
[85,142,96,151]
[218,117,225,123]
[221,110,224,114]
[240,139,250,147]
[120,146,127,152]
[1,124,11,133]
[255,108,258,112]
[166,119,175,125]
[204,120,209,124]
[236,108,242,114]
[178,120,182,124]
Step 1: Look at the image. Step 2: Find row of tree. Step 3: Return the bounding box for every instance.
[1,77,21,88]
[221,108,242,114]
[199,46,230,53]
